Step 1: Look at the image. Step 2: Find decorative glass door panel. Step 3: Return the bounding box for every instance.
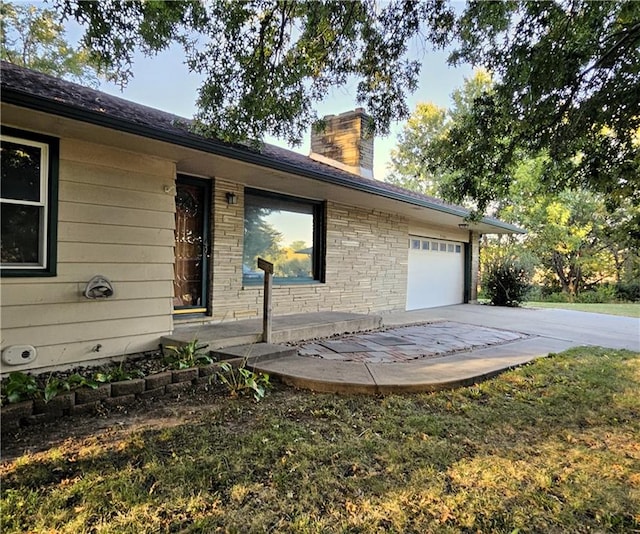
[173,177,210,315]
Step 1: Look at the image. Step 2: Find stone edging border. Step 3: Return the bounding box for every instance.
[1,360,236,433]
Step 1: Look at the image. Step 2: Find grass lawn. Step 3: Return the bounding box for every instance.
[524,301,640,317]
[2,347,639,533]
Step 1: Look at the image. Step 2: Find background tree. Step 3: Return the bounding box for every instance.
[0,2,104,87]
[386,102,447,196]
[507,184,618,296]
[386,68,493,200]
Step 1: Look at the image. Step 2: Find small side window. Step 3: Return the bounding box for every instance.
[1,128,59,276]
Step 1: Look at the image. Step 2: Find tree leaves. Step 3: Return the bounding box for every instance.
[449,1,640,208]
[54,0,455,145]
[0,1,106,86]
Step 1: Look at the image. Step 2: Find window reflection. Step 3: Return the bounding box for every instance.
[244,191,320,284]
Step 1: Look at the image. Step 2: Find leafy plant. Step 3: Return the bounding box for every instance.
[216,360,271,402]
[43,373,99,403]
[66,373,99,389]
[2,372,38,404]
[93,362,144,383]
[483,256,532,307]
[42,375,70,403]
[164,339,213,370]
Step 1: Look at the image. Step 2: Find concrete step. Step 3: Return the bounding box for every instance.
[269,314,382,344]
[162,312,382,353]
[213,343,297,364]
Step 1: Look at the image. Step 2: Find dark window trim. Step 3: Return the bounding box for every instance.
[173,174,212,315]
[463,242,471,303]
[1,126,59,277]
[243,188,326,286]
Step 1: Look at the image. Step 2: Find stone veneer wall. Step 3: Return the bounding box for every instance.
[210,179,408,321]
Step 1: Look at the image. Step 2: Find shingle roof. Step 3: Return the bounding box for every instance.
[0,61,522,233]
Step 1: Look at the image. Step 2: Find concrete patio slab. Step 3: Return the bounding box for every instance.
[251,304,638,394]
[298,321,529,363]
[254,336,577,395]
[255,357,376,394]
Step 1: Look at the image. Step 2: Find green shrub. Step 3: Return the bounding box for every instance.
[483,257,532,307]
[543,292,571,303]
[576,284,618,304]
[616,281,640,302]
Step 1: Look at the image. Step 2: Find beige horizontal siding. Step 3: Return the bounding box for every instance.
[61,159,173,193]
[59,202,175,229]
[57,243,174,264]
[58,222,175,246]
[1,263,173,286]
[59,181,173,212]
[4,333,165,374]
[1,298,171,329]
[2,315,171,349]
[0,281,172,305]
[0,137,177,372]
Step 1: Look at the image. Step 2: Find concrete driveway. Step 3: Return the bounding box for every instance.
[383,304,640,352]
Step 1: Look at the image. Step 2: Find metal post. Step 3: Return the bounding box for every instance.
[257,258,274,343]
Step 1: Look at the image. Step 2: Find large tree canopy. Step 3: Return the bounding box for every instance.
[55,0,454,145]
[444,0,640,212]
[48,1,640,209]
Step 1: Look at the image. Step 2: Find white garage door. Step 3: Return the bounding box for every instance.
[406,236,465,310]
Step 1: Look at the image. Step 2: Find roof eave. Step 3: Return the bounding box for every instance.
[1,87,524,235]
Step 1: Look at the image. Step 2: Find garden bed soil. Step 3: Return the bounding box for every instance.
[0,380,253,462]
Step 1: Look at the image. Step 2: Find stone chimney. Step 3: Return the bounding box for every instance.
[310,108,374,179]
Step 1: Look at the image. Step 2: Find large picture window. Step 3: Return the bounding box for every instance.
[1,128,59,276]
[243,189,325,285]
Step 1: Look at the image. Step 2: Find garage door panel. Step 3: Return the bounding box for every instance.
[406,236,465,310]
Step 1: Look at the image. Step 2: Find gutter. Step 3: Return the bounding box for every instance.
[1,87,524,234]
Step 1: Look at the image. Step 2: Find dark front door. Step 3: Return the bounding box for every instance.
[173,175,210,315]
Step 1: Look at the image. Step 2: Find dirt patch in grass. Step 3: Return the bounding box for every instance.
[2,347,639,533]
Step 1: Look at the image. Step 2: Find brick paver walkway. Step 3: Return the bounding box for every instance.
[298,321,528,363]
